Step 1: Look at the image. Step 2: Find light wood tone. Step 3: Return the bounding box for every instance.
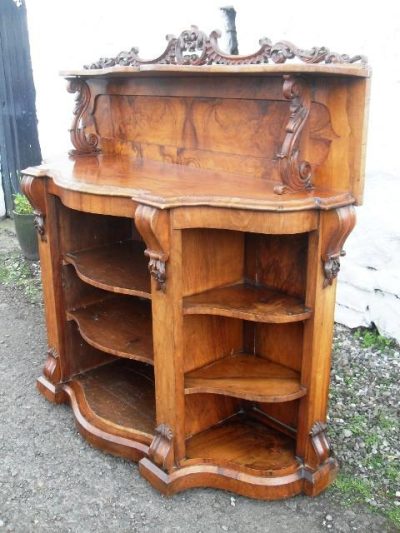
[173,206,318,234]
[67,296,153,364]
[185,353,306,402]
[183,282,311,323]
[24,155,355,212]
[65,240,150,298]
[23,55,368,501]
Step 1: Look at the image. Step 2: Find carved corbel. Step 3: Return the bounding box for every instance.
[67,79,100,156]
[21,174,47,242]
[309,421,332,465]
[148,424,174,471]
[274,75,313,195]
[135,205,170,291]
[321,206,356,287]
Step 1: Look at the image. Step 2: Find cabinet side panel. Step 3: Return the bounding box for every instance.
[182,229,244,297]
[56,200,133,254]
[245,233,308,300]
[183,315,243,373]
[311,77,369,203]
[184,393,241,438]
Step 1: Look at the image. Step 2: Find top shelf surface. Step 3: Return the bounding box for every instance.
[24,155,355,212]
[60,63,370,78]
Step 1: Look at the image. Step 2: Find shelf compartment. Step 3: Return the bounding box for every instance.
[185,353,306,402]
[185,412,298,472]
[66,296,153,364]
[64,240,151,299]
[183,283,311,323]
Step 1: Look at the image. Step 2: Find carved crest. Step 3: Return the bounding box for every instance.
[67,79,100,156]
[84,25,367,69]
[275,75,313,194]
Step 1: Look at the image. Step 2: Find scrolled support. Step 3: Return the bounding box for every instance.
[67,79,100,156]
[274,75,313,195]
[321,206,356,288]
[21,174,47,241]
[135,205,170,292]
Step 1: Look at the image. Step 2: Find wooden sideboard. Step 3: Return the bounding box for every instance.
[21,27,370,500]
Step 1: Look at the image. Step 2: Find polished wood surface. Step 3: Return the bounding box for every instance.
[67,296,153,364]
[24,155,355,212]
[22,44,368,501]
[185,353,306,402]
[65,240,150,298]
[183,282,311,323]
[185,413,297,471]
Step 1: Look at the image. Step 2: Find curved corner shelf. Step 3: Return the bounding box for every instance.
[185,353,306,402]
[67,296,153,365]
[63,359,155,460]
[64,240,151,299]
[183,283,311,323]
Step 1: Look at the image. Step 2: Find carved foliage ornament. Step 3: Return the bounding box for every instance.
[67,79,100,156]
[275,75,313,195]
[84,25,367,69]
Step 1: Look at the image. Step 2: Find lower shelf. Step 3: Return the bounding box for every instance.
[39,359,156,461]
[185,413,298,473]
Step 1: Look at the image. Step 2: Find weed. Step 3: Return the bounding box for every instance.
[0,250,41,304]
[354,327,395,351]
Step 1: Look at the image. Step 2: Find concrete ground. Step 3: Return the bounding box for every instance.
[0,219,396,532]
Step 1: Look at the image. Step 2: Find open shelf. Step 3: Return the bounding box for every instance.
[185,412,298,472]
[183,282,312,323]
[64,240,151,299]
[66,296,153,364]
[185,353,306,402]
[67,359,155,442]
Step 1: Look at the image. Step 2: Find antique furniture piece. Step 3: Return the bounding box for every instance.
[22,27,370,500]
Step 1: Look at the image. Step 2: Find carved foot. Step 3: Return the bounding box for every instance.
[37,347,66,403]
[148,424,174,471]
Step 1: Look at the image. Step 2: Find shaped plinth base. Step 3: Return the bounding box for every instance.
[139,457,338,500]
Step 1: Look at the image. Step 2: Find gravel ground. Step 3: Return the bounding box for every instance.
[0,219,398,532]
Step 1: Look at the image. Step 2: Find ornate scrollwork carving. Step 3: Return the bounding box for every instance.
[274,75,313,195]
[148,424,174,471]
[67,79,100,156]
[310,421,332,465]
[84,25,367,69]
[322,206,356,288]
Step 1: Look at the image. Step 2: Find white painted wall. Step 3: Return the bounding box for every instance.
[25,0,400,341]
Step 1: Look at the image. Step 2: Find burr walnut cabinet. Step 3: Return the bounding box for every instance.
[21,27,370,500]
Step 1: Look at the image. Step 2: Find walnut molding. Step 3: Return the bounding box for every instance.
[85,25,367,69]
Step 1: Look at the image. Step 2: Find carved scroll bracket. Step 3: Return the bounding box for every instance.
[274,75,313,195]
[309,421,332,465]
[21,174,47,242]
[321,206,356,287]
[148,424,174,471]
[135,205,170,291]
[67,79,100,156]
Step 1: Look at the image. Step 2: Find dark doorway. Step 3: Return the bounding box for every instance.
[0,0,41,216]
